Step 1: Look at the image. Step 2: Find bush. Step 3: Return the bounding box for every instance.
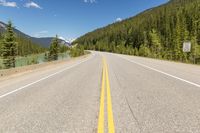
[70,45,84,57]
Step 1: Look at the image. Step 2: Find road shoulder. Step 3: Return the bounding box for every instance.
[0,54,90,81]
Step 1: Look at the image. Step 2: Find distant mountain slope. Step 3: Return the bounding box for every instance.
[0,21,30,38]
[31,37,71,48]
[0,21,71,48]
[0,22,46,56]
[75,0,200,63]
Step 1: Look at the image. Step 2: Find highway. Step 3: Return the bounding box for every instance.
[0,51,200,133]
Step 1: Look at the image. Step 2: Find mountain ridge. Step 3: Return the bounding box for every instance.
[0,21,71,48]
[74,0,200,63]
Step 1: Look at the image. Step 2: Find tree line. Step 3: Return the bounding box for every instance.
[74,0,200,64]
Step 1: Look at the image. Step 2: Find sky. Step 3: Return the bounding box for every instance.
[0,0,168,41]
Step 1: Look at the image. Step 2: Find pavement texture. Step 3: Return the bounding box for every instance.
[0,51,200,133]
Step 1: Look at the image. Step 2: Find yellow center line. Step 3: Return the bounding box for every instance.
[98,57,115,133]
[105,59,115,133]
[98,58,106,133]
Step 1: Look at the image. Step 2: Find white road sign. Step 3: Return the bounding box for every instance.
[183,41,191,52]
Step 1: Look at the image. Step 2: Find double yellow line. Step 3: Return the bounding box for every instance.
[98,57,115,133]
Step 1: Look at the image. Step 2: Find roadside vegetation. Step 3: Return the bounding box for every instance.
[74,0,200,64]
[0,21,47,69]
[70,45,85,57]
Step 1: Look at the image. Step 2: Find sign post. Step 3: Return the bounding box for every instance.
[182,41,197,64]
[183,41,191,53]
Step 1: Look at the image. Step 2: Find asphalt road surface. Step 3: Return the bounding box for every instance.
[0,51,200,133]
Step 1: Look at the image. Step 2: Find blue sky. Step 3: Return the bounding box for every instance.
[0,0,168,41]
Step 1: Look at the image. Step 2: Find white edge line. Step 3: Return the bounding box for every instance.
[117,54,200,88]
[0,54,94,99]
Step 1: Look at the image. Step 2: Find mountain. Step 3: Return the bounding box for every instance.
[31,37,71,48]
[0,21,30,38]
[0,21,71,48]
[0,21,46,56]
[74,0,200,63]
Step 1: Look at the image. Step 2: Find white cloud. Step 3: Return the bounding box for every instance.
[24,1,42,9]
[34,30,48,37]
[0,0,17,8]
[84,0,96,4]
[116,17,122,22]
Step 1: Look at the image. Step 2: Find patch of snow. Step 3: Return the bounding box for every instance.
[0,23,6,29]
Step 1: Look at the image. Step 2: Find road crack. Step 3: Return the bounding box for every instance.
[111,62,142,133]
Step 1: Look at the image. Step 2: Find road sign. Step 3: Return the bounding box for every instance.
[183,41,191,52]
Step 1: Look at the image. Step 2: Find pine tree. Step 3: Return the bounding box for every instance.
[149,29,162,58]
[48,35,59,61]
[139,31,151,57]
[190,35,199,63]
[1,21,17,69]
